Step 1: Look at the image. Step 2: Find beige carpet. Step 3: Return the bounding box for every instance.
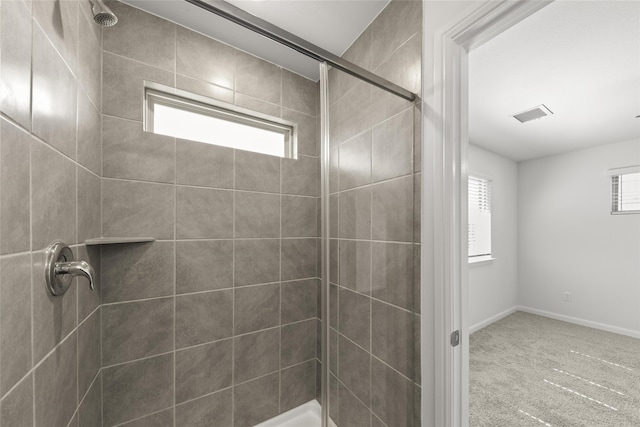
[470,311,640,426]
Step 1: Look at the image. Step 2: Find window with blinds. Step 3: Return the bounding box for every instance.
[610,167,640,214]
[468,176,492,258]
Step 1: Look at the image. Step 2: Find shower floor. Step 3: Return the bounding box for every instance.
[255,400,337,427]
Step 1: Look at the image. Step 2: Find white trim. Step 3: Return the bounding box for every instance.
[607,165,640,176]
[469,306,518,334]
[425,1,553,426]
[468,256,495,267]
[516,306,640,340]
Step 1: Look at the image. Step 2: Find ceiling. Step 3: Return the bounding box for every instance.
[469,0,640,162]
[121,0,390,80]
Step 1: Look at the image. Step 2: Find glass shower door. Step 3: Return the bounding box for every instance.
[320,61,420,427]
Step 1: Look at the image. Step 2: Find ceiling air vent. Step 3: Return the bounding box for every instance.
[512,104,553,123]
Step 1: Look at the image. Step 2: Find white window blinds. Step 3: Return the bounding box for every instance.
[468,176,492,257]
[611,168,640,214]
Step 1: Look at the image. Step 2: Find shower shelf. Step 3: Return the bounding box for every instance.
[85,237,156,246]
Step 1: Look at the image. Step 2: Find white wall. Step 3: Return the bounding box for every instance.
[518,139,640,335]
[468,144,519,331]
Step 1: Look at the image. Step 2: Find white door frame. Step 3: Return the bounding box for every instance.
[423,1,552,426]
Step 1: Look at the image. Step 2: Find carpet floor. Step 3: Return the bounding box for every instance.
[470,311,640,426]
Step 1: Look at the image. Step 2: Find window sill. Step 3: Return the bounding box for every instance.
[468,256,495,267]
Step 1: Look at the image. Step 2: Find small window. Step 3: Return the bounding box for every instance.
[610,166,640,214]
[144,82,297,158]
[468,176,492,260]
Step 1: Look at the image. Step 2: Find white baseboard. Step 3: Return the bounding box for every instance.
[469,306,519,334]
[516,306,640,339]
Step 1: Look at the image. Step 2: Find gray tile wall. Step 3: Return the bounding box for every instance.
[326,0,423,426]
[98,2,320,425]
[0,0,103,426]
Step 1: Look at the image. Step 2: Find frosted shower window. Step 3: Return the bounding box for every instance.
[468,176,492,259]
[610,167,640,214]
[144,83,297,158]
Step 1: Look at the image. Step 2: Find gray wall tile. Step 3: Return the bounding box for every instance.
[78,309,101,400]
[176,290,233,348]
[0,254,32,394]
[282,70,317,116]
[103,1,175,71]
[102,179,174,239]
[372,300,414,378]
[371,358,413,427]
[177,74,235,103]
[102,353,174,426]
[103,115,175,183]
[339,186,372,240]
[175,339,233,403]
[32,0,78,72]
[235,192,280,238]
[369,0,422,69]
[372,107,414,182]
[235,93,282,117]
[339,382,371,427]
[31,139,77,250]
[235,150,281,193]
[371,176,413,242]
[0,0,32,129]
[234,373,279,427]
[280,360,316,412]
[176,139,234,188]
[234,239,280,286]
[177,186,234,239]
[102,298,174,366]
[282,108,317,156]
[102,52,174,121]
[338,334,371,406]
[77,13,102,110]
[339,288,370,350]
[371,242,414,310]
[234,328,279,384]
[339,240,371,294]
[282,155,317,196]
[234,283,280,335]
[281,238,317,281]
[176,240,233,294]
[119,408,174,427]
[0,119,30,254]
[281,319,316,367]
[339,131,372,191]
[77,91,102,176]
[236,51,282,104]
[176,25,235,89]
[32,25,77,158]
[77,167,102,243]
[78,375,102,427]
[34,332,78,427]
[282,196,317,238]
[0,374,33,427]
[102,241,175,303]
[281,279,317,324]
[175,389,232,426]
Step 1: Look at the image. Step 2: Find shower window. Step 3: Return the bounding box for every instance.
[144,82,297,158]
[610,167,640,214]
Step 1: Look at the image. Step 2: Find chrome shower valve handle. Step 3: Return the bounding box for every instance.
[45,241,96,296]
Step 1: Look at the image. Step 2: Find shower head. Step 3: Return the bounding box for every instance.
[90,0,118,27]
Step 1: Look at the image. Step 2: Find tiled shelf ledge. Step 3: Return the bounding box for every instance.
[85,237,156,246]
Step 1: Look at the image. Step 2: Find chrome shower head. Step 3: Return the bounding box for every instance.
[91,0,118,27]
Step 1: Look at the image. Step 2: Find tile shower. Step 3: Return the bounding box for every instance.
[0,0,421,426]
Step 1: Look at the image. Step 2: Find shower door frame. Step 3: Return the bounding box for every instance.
[427,1,553,426]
